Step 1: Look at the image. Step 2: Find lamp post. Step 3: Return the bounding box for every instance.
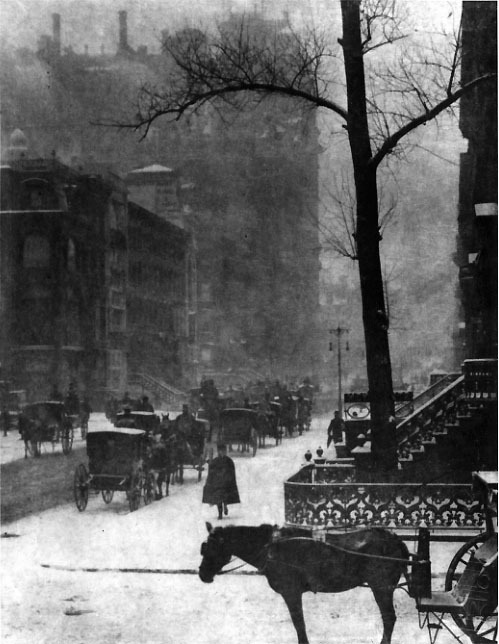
[329,326,349,416]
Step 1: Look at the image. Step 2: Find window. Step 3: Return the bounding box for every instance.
[109,308,126,332]
[23,235,50,268]
[108,350,125,390]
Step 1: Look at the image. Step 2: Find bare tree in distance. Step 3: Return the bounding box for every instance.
[116,0,495,471]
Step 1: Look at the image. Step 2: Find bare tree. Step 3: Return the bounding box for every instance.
[119,1,495,470]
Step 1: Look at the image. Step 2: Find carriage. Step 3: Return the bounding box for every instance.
[114,410,161,434]
[199,470,497,644]
[73,425,155,512]
[415,470,498,644]
[219,408,259,456]
[19,401,74,457]
[174,416,209,483]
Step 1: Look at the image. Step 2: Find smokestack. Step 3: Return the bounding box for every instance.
[119,11,128,52]
[52,13,61,56]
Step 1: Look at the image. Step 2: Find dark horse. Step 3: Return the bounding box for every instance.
[199,523,411,644]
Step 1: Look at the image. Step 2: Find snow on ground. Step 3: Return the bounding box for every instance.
[1,415,463,644]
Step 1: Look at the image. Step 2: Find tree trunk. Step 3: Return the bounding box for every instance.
[340,0,397,471]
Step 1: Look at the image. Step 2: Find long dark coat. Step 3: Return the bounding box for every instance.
[202,455,240,506]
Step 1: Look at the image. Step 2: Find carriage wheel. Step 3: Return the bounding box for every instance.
[251,429,258,457]
[61,428,73,454]
[128,471,143,512]
[74,464,89,511]
[143,473,155,505]
[445,533,498,642]
[101,489,114,504]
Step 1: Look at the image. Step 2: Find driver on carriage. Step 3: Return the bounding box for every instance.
[174,404,197,461]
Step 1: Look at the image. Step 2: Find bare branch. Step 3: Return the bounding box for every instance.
[370,72,496,168]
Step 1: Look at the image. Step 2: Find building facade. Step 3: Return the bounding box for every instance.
[127,199,195,393]
[0,8,322,386]
[0,140,128,403]
[456,1,498,362]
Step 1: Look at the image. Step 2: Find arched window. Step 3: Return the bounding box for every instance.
[23,235,50,268]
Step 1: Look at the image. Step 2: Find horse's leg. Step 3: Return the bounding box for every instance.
[281,592,309,644]
[371,586,396,644]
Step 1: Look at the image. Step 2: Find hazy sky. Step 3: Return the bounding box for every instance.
[0,0,461,55]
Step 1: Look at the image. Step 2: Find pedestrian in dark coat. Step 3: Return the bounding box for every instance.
[327,410,345,448]
[202,443,240,520]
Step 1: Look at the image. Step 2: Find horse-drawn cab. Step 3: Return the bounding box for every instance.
[114,410,160,434]
[219,407,259,456]
[415,471,498,643]
[20,401,73,457]
[74,424,155,512]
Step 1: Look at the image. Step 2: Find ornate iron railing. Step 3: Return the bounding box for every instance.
[284,474,490,532]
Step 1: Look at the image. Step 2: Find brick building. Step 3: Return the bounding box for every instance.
[0,134,128,403]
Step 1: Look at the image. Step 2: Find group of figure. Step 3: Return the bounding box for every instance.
[106,392,154,421]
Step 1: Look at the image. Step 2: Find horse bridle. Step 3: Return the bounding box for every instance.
[200,536,250,575]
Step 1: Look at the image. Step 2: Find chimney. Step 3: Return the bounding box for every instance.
[118,11,128,52]
[52,13,61,56]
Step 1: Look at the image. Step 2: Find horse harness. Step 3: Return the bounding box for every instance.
[209,529,417,578]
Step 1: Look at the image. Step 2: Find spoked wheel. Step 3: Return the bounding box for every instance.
[143,473,155,506]
[445,533,498,642]
[101,489,114,504]
[128,471,143,512]
[61,427,73,454]
[74,463,89,511]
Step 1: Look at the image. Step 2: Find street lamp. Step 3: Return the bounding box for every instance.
[329,326,349,416]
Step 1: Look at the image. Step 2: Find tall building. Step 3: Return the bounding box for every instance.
[456,1,497,361]
[0,8,322,384]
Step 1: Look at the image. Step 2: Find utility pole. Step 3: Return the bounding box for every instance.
[329,326,349,416]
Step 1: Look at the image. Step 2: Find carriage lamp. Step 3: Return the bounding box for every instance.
[304,449,312,462]
[316,446,324,458]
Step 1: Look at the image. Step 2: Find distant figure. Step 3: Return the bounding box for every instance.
[175,404,196,439]
[49,384,64,402]
[138,395,154,412]
[202,443,240,520]
[65,382,80,416]
[327,410,345,448]
[121,391,133,407]
[80,396,92,436]
[2,406,10,436]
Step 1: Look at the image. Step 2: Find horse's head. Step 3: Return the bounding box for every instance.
[199,522,232,583]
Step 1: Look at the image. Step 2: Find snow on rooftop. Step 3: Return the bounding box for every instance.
[129,164,174,174]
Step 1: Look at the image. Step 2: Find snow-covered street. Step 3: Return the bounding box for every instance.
[1,414,462,644]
